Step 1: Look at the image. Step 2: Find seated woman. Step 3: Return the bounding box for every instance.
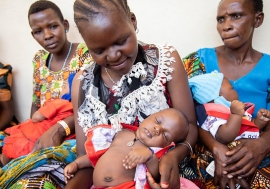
[66,0,197,189]
[0,62,18,131]
[0,73,75,166]
[0,0,91,188]
[182,0,270,188]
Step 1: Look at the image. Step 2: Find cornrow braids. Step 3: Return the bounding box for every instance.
[74,0,131,24]
[28,0,64,22]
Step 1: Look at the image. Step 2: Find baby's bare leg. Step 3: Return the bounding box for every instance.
[0,153,12,166]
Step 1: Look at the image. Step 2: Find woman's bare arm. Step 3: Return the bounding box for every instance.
[154,48,198,189]
[72,70,88,157]
[65,70,94,189]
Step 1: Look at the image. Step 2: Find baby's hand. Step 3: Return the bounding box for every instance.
[230,100,245,116]
[32,110,46,123]
[123,147,153,169]
[257,109,270,122]
[63,162,78,183]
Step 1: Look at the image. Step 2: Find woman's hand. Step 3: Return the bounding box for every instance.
[30,123,66,153]
[146,150,179,189]
[212,143,232,188]
[159,152,180,189]
[146,172,163,189]
[223,138,268,179]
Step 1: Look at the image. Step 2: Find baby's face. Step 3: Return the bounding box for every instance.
[220,77,238,101]
[136,109,188,148]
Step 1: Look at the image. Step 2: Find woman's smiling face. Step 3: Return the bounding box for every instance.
[77,11,138,76]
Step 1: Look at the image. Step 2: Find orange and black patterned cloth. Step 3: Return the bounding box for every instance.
[32,43,91,107]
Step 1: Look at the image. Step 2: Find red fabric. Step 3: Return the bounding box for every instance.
[92,181,135,189]
[204,103,259,137]
[85,124,174,167]
[85,124,174,189]
[85,124,137,167]
[38,99,73,119]
[3,99,73,158]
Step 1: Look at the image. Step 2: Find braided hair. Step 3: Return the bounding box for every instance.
[73,0,131,25]
[28,0,64,22]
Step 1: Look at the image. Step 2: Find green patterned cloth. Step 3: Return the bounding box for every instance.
[0,140,76,189]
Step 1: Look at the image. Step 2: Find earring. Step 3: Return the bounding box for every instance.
[136,28,139,34]
[65,30,68,33]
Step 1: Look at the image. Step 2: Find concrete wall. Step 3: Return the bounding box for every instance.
[0,0,269,121]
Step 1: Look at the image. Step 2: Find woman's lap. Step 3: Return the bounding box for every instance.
[181,142,270,188]
[0,140,76,188]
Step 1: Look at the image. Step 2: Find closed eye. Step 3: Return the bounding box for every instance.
[163,133,168,141]
[155,118,161,124]
[90,49,104,55]
[117,37,128,46]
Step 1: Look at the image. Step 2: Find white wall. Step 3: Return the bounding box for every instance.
[0,0,269,122]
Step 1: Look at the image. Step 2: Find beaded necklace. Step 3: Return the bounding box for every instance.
[48,42,72,70]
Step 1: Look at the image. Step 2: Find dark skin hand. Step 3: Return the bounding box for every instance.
[199,129,250,189]
[223,122,270,180]
[146,149,182,189]
[30,115,75,153]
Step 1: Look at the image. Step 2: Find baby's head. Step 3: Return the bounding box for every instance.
[136,108,189,148]
[189,71,238,105]
[219,77,238,102]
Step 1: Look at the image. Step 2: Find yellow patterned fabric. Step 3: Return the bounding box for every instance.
[32,43,91,107]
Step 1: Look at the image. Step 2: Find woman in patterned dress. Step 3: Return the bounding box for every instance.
[182,0,270,188]
[28,0,91,153]
[67,0,198,189]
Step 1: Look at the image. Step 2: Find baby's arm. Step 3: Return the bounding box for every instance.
[64,155,92,183]
[123,147,154,169]
[215,100,245,144]
[253,109,270,130]
[32,110,46,123]
[123,147,160,180]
